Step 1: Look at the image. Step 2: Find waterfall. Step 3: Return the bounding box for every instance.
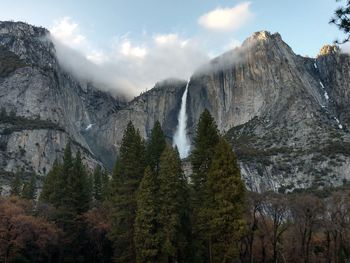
[173,81,191,159]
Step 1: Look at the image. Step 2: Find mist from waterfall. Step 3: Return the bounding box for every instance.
[173,81,191,159]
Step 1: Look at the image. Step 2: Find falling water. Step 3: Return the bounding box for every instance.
[173,81,191,159]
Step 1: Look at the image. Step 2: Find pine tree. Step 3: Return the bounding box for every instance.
[93,165,102,202]
[146,121,166,173]
[158,145,190,262]
[205,138,246,263]
[70,150,91,214]
[62,143,74,180]
[10,171,22,196]
[21,174,36,200]
[109,121,146,262]
[190,109,220,262]
[39,160,62,205]
[191,109,219,194]
[101,170,110,201]
[134,166,161,263]
[54,143,77,232]
[39,144,93,262]
[40,144,73,209]
[58,142,74,208]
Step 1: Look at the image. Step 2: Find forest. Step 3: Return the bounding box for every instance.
[1,110,350,263]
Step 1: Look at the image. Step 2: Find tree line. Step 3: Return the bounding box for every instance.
[1,110,350,262]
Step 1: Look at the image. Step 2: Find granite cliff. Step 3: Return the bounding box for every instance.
[1,21,350,193]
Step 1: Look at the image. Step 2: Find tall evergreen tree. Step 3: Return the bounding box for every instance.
[158,145,190,262]
[146,121,166,173]
[134,166,160,263]
[205,138,246,263]
[101,170,110,201]
[21,174,36,200]
[93,165,103,202]
[10,171,22,196]
[190,109,220,262]
[191,109,220,194]
[109,121,146,262]
[55,143,77,232]
[62,143,74,177]
[70,150,91,214]
[39,159,62,205]
[39,144,93,262]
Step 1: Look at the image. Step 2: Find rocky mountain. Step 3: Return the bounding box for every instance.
[0,21,350,193]
[0,21,187,188]
[186,31,350,192]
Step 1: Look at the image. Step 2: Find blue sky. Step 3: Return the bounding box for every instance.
[0,0,346,94]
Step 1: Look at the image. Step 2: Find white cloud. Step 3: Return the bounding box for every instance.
[110,34,208,94]
[120,40,147,58]
[154,33,179,45]
[49,17,209,97]
[198,2,253,32]
[154,33,190,47]
[50,17,86,47]
[86,50,108,65]
[49,16,247,98]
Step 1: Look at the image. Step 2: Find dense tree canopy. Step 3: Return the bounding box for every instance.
[146,121,166,173]
[109,121,146,262]
[3,113,350,263]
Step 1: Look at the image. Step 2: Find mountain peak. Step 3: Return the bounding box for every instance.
[245,30,282,43]
[241,31,285,51]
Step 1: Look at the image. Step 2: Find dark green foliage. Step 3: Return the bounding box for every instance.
[0,45,26,77]
[146,121,166,173]
[0,111,63,135]
[158,145,190,262]
[39,144,93,262]
[191,109,220,196]
[93,165,103,202]
[190,109,220,261]
[70,150,91,214]
[39,160,62,205]
[109,121,146,262]
[101,170,110,201]
[21,174,36,200]
[10,171,22,196]
[205,138,246,262]
[330,0,350,43]
[134,166,160,263]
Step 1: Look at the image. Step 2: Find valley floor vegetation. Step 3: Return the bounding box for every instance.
[1,110,350,263]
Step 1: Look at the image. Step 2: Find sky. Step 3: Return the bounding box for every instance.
[0,0,346,95]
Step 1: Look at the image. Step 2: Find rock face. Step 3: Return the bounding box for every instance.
[0,21,120,185]
[187,31,350,192]
[1,22,350,193]
[85,79,187,168]
[0,21,186,187]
